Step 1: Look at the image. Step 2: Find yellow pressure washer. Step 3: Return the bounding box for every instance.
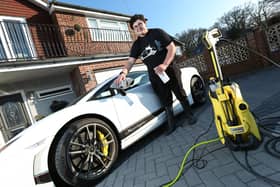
[162,28,275,187]
[202,28,262,150]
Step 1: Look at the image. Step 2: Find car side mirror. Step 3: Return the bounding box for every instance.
[110,77,134,96]
[118,89,127,96]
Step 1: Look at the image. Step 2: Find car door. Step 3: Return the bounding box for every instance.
[111,71,162,132]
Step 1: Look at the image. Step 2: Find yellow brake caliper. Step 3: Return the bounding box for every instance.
[97,130,109,156]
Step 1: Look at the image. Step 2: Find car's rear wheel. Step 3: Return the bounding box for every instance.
[191,76,206,105]
[49,118,119,187]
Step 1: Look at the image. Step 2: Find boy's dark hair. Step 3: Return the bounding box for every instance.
[129,14,148,29]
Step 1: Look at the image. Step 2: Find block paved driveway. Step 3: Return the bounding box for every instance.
[96,67,280,187]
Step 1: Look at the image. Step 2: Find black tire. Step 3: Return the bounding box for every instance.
[191,76,207,105]
[49,118,119,187]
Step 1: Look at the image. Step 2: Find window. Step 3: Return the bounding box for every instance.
[176,46,183,56]
[92,80,117,100]
[94,89,113,99]
[87,18,132,42]
[0,16,36,61]
[36,86,73,100]
[0,37,6,60]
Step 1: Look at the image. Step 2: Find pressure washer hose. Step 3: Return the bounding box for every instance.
[162,137,222,187]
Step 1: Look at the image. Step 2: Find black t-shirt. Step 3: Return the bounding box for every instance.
[130,28,172,74]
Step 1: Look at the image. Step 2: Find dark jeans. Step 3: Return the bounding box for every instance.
[150,63,187,107]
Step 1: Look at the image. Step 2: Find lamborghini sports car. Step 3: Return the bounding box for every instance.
[0,67,206,187]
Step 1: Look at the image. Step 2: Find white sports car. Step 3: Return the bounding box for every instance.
[0,67,206,187]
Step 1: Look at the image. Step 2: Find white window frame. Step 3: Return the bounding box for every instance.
[86,17,132,42]
[36,85,73,101]
[175,46,183,56]
[0,16,37,61]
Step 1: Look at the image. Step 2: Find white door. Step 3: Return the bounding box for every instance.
[0,93,30,142]
[111,71,162,132]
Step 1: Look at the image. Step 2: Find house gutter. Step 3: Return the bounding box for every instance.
[0,56,128,73]
[49,2,130,21]
[27,0,49,11]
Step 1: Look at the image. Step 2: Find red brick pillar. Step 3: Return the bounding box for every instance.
[70,65,97,96]
[247,30,271,68]
[70,67,86,96]
[202,49,215,80]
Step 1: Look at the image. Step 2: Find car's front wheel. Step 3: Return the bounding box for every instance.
[191,76,207,105]
[49,118,119,187]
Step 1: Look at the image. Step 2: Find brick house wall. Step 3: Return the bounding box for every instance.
[52,11,133,57]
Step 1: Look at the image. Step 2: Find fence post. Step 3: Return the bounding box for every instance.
[247,30,271,68]
[202,49,215,81]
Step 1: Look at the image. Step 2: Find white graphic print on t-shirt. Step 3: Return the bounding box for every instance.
[140,45,157,61]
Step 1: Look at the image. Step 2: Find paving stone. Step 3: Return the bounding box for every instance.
[144,144,153,153]
[134,172,156,184]
[167,164,180,179]
[118,167,135,177]
[192,184,207,187]
[199,158,224,171]
[96,179,106,187]
[113,175,124,187]
[146,175,171,187]
[250,164,276,176]
[252,152,280,171]
[171,146,185,156]
[263,172,280,187]
[145,152,165,162]
[103,172,117,186]
[248,179,274,187]
[166,155,183,167]
[145,159,156,173]
[125,169,146,180]
[155,162,168,177]
[212,162,243,177]
[139,150,156,159]
[155,154,175,164]
[127,156,137,170]
[211,149,234,166]
[134,182,146,187]
[220,175,247,187]
[172,180,188,187]
[122,179,134,187]
[183,167,202,186]
[136,158,145,170]
[235,169,257,183]
[199,171,224,187]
